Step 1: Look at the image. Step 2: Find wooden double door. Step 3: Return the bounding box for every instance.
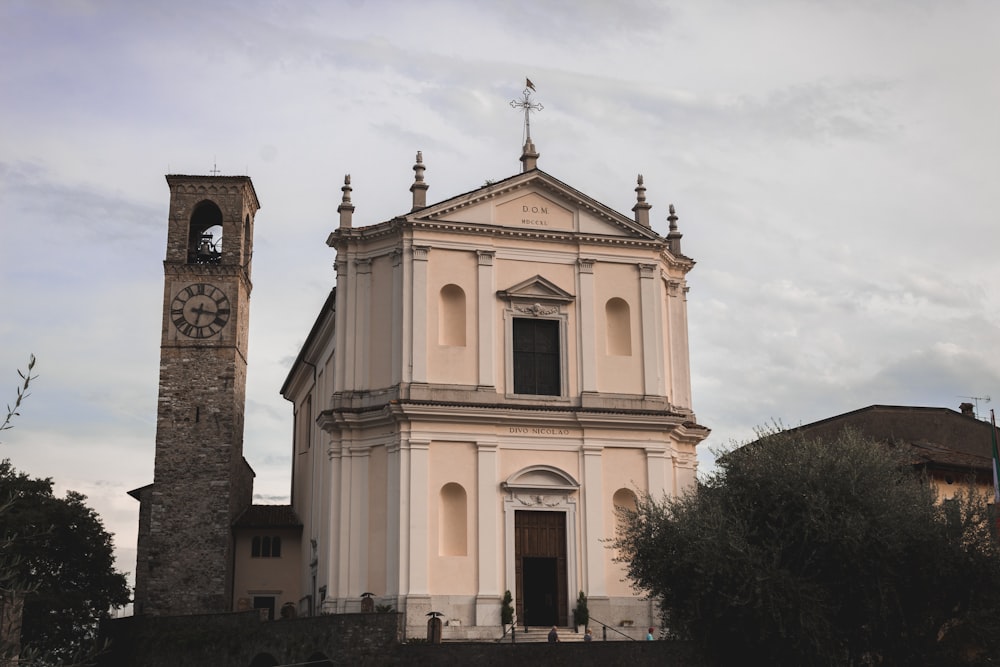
[514,510,568,627]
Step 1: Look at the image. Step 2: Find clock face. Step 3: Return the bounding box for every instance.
[170,283,231,339]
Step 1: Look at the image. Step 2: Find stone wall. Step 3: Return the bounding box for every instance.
[98,611,404,667]
[98,611,708,667]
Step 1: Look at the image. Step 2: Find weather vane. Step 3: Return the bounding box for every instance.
[510,78,543,145]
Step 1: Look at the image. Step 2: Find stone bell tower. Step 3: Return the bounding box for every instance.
[132,174,260,616]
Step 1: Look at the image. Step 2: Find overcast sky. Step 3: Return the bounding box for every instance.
[2,0,998,599]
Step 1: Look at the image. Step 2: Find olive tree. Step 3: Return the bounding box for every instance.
[614,427,1000,665]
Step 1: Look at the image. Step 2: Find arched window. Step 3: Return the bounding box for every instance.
[439,284,466,346]
[187,201,223,264]
[242,214,252,267]
[612,488,638,536]
[439,482,468,556]
[605,298,632,356]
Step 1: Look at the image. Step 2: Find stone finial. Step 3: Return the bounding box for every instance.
[666,203,683,254]
[520,140,539,172]
[338,174,355,229]
[632,173,651,227]
[410,151,428,211]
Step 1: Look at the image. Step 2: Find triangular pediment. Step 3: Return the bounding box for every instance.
[498,275,574,304]
[407,169,660,240]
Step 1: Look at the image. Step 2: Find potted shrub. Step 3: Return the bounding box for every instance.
[572,591,589,633]
[501,590,514,627]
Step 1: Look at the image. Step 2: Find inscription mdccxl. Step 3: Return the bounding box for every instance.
[521,204,548,226]
[508,426,571,436]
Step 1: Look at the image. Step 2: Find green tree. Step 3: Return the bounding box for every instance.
[1,354,37,665]
[613,427,1000,665]
[0,460,130,665]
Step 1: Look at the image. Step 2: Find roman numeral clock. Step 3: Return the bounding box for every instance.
[170,283,231,339]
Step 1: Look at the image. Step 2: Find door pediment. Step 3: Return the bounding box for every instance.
[503,465,579,493]
[497,276,574,306]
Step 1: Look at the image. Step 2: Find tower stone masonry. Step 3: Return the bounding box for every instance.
[132,175,260,616]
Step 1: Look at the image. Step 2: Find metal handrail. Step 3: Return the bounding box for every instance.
[586,615,638,641]
[496,621,518,643]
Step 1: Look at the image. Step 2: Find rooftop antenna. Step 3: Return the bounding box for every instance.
[510,78,543,145]
[960,395,991,420]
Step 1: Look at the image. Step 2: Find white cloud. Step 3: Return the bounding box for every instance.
[2,0,999,588]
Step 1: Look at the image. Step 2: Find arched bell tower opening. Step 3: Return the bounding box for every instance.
[187,200,224,264]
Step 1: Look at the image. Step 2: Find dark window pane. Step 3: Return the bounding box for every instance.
[513,318,560,396]
[272,536,282,558]
[252,536,261,557]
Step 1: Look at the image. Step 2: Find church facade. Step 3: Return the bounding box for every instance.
[132,118,708,637]
[279,140,708,635]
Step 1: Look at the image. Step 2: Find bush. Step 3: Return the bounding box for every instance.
[613,427,1000,665]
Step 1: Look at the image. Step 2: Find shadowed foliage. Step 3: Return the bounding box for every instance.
[0,459,130,665]
[613,427,1000,665]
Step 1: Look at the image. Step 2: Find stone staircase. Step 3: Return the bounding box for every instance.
[500,626,589,643]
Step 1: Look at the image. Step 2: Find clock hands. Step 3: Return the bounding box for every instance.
[188,301,217,325]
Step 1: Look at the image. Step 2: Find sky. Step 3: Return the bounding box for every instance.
[2,0,999,601]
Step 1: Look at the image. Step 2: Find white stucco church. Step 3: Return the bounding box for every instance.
[275,94,709,637]
[133,86,708,639]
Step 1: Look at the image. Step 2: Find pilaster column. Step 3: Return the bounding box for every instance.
[582,444,606,596]
[324,434,343,605]
[639,263,659,396]
[395,435,412,596]
[578,258,597,393]
[335,436,353,606]
[407,437,431,594]
[385,437,402,596]
[334,259,348,393]
[411,246,430,384]
[477,251,496,389]
[391,250,403,386]
[667,280,691,408]
[348,445,370,597]
[355,258,372,390]
[646,447,671,499]
[476,439,500,625]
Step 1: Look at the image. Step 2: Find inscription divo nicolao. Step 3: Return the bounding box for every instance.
[509,426,571,436]
[170,283,231,339]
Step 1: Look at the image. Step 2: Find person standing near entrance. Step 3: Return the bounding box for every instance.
[548,626,560,642]
[646,627,655,641]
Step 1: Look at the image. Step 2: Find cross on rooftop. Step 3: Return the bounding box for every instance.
[510,78,543,144]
